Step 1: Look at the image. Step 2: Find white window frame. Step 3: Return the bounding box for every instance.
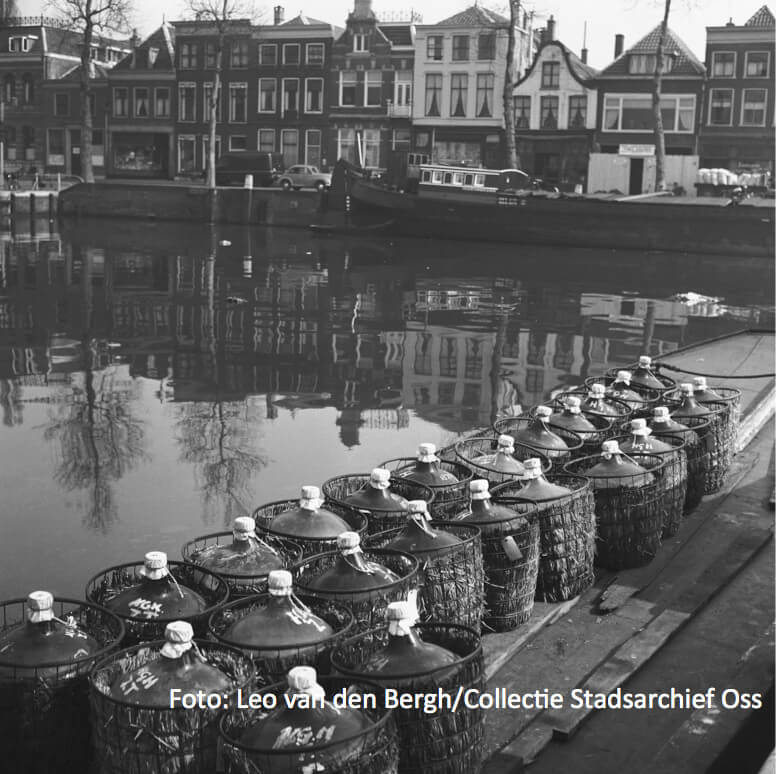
[392,128,411,150]
[228,82,248,123]
[740,88,768,126]
[283,43,300,65]
[229,135,247,151]
[708,87,734,126]
[9,37,33,53]
[353,33,367,53]
[364,71,382,107]
[257,128,275,152]
[258,78,277,113]
[339,71,357,106]
[602,93,696,133]
[744,50,770,78]
[177,134,196,173]
[259,44,277,65]
[203,82,221,122]
[178,82,196,122]
[304,77,323,113]
[304,128,321,166]
[711,51,736,78]
[282,78,299,114]
[113,86,129,118]
[394,73,412,106]
[154,86,170,118]
[201,134,221,168]
[306,43,324,65]
[133,86,150,118]
[280,128,298,165]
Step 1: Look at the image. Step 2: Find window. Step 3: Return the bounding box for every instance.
[229,135,247,151]
[394,73,412,106]
[201,135,221,168]
[337,128,355,163]
[259,78,276,113]
[306,43,324,65]
[425,73,442,116]
[134,87,149,117]
[476,73,494,117]
[47,128,65,165]
[392,128,410,150]
[230,40,248,67]
[603,94,695,132]
[541,62,560,89]
[3,74,13,103]
[477,32,495,60]
[452,35,469,61]
[179,42,197,69]
[305,129,321,166]
[427,35,442,61]
[54,92,68,117]
[450,73,467,117]
[283,43,300,65]
[540,95,558,128]
[178,135,196,173]
[711,51,735,77]
[305,78,323,113]
[282,78,298,115]
[205,43,219,68]
[339,71,357,106]
[229,83,247,122]
[9,37,33,53]
[628,54,674,74]
[260,44,277,65]
[568,95,587,128]
[204,82,222,121]
[92,128,103,146]
[741,88,767,125]
[362,129,380,168]
[281,128,298,167]
[353,34,367,52]
[708,89,733,125]
[745,51,769,77]
[179,83,196,121]
[155,87,170,117]
[113,87,128,117]
[22,73,33,104]
[258,128,274,152]
[513,95,530,128]
[364,71,382,107]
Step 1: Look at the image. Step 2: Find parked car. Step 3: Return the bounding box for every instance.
[214,152,284,187]
[276,165,331,191]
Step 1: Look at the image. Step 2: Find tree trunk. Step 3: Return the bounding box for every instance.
[207,38,223,189]
[652,0,672,192]
[503,0,519,169]
[80,12,95,183]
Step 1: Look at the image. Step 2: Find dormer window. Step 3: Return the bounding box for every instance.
[628,53,674,74]
[354,33,367,52]
[9,36,34,53]
[148,47,158,67]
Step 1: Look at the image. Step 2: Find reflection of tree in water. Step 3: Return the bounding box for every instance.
[42,342,147,533]
[174,398,268,528]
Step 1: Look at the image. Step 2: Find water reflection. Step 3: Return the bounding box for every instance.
[0,222,773,545]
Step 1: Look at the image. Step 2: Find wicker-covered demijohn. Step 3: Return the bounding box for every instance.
[451,480,540,631]
[586,372,662,414]
[544,395,616,457]
[491,462,596,603]
[380,446,473,520]
[219,673,398,774]
[331,614,484,774]
[208,578,354,687]
[291,540,419,634]
[493,411,583,470]
[366,503,484,631]
[321,468,435,535]
[564,443,664,571]
[89,629,255,774]
[181,519,303,599]
[454,434,551,487]
[0,593,124,774]
[85,557,230,645]
[606,355,678,392]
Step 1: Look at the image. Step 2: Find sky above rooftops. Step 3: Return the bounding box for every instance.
[17,0,777,70]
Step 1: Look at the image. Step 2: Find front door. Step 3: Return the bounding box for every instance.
[69,129,81,176]
[629,158,643,195]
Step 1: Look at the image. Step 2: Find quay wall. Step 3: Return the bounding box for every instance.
[58,183,331,227]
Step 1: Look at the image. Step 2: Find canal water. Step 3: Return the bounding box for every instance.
[0,217,774,599]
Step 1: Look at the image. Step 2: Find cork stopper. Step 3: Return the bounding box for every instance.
[616,370,632,383]
[535,405,552,419]
[630,418,651,436]
[693,376,708,390]
[602,440,620,456]
[680,383,694,396]
[417,443,438,462]
[524,457,543,478]
[564,395,582,413]
[370,468,391,489]
[141,551,169,580]
[337,531,361,551]
[470,479,490,500]
[287,666,317,691]
[639,356,652,368]
[653,406,671,421]
[268,569,293,594]
[589,383,606,398]
[300,485,323,510]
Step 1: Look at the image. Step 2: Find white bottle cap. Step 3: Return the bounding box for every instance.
[386,599,418,635]
[497,434,515,450]
[370,468,391,488]
[639,355,652,368]
[630,418,651,436]
[470,479,490,499]
[680,383,694,396]
[233,516,256,534]
[693,376,708,389]
[524,458,543,477]
[288,665,318,690]
[407,499,429,515]
[602,440,620,455]
[300,485,323,510]
[589,384,606,397]
[535,405,552,418]
[418,443,438,462]
[616,370,632,383]
[27,590,54,623]
[141,551,169,580]
[268,569,293,594]
[564,395,581,413]
[337,531,361,550]
[653,406,671,421]
[160,620,195,658]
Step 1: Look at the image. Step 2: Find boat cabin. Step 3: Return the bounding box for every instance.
[416,163,532,196]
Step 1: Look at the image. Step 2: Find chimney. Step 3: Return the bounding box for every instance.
[273,5,284,24]
[354,0,372,18]
[130,27,139,68]
[726,17,735,27]
[614,33,624,59]
[546,15,556,42]
[581,47,588,64]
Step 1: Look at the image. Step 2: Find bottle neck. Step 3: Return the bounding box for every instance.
[387,625,424,647]
[338,547,373,574]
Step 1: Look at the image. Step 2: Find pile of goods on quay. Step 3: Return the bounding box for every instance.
[0,357,740,773]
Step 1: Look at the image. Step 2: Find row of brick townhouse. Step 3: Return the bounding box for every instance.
[1,3,771,189]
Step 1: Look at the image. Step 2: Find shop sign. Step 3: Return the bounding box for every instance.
[618,144,655,156]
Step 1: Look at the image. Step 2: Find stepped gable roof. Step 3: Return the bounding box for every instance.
[378,23,413,45]
[599,24,705,77]
[517,39,598,86]
[113,23,175,71]
[745,5,775,26]
[435,4,509,27]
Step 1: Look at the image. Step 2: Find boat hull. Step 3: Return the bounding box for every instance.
[344,176,775,258]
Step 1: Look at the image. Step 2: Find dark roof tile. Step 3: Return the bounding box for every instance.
[745,5,775,26]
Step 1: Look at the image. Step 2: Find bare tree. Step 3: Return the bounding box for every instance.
[47,0,133,183]
[502,0,519,169]
[652,0,672,190]
[184,0,256,189]
[1,0,21,24]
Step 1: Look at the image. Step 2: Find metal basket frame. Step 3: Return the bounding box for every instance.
[453,435,551,486]
[492,416,584,471]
